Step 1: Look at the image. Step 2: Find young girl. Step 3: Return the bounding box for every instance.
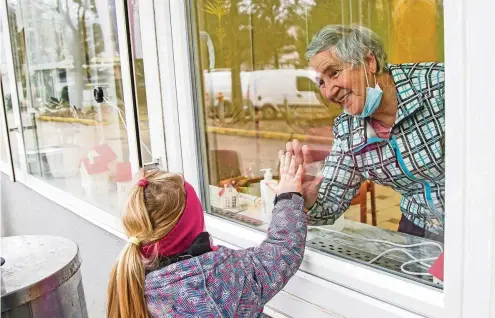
[107,152,312,318]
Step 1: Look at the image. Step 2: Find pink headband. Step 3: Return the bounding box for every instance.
[140,182,211,258]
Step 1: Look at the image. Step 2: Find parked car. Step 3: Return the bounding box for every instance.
[203,68,337,120]
[203,69,251,117]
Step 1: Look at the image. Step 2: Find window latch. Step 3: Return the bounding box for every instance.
[143,158,164,171]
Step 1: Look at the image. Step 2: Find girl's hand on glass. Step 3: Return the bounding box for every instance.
[267,151,303,195]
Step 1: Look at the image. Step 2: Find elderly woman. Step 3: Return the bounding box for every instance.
[289,25,445,241]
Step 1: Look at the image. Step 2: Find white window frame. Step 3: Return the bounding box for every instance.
[161,0,495,317]
[0,6,13,178]
[443,0,495,317]
[133,0,168,168]
[0,0,28,179]
[153,0,184,174]
[114,0,142,175]
[159,0,201,189]
[0,70,15,180]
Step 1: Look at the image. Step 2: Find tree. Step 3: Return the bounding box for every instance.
[249,0,297,69]
[17,0,111,110]
[200,0,252,120]
[54,0,98,109]
[289,0,344,68]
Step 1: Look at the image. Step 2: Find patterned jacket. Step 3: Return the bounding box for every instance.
[144,194,306,317]
[308,62,445,235]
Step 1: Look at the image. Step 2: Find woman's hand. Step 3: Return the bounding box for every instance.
[266,151,303,195]
[285,139,323,209]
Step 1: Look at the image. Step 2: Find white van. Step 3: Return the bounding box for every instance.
[245,69,325,119]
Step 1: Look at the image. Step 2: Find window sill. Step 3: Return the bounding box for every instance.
[0,161,11,175]
[16,173,126,240]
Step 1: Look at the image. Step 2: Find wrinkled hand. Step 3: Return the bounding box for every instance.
[285,139,323,209]
[266,151,303,195]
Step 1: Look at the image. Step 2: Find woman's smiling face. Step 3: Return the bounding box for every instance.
[310,49,376,116]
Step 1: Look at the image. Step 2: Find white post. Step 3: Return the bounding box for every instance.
[114,0,140,174]
[167,0,202,194]
[153,0,184,174]
[137,0,168,167]
[444,0,495,317]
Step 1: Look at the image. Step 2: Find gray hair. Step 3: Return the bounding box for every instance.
[305,24,389,74]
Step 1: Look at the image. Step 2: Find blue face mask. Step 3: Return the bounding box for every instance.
[345,64,383,118]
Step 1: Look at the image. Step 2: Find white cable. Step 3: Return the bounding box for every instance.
[367,247,432,268]
[309,226,444,252]
[102,97,153,157]
[400,257,438,276]
[368,248,427,267]
[308,226,443,276]
[368,247,436,276]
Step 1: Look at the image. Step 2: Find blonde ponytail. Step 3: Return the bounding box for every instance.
[106,170,186,318]
[107,243,148,318]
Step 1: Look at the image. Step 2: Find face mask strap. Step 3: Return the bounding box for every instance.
[363,63,378,87]
[363,63,370,87]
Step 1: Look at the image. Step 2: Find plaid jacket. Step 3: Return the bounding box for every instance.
[145,194,306,317]
[309,62,445,235]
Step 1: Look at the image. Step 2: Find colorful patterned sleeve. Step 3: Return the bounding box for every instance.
[232,194,307,306]
[308,129,364,226]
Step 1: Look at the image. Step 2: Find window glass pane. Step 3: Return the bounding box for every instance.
[0,93,7,163]
[0,13,19,167]
[0,122,5,165]
[6,0,140,215]
[0,48,7,165]
[193,0,445,288]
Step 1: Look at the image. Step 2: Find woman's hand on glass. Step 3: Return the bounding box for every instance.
[285,139,323,209]
[266,151,303,195]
